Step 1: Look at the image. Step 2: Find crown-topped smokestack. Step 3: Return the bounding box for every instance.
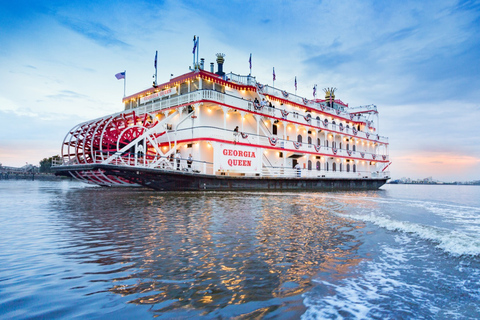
[216,53,225,76]
[324,87,336,108]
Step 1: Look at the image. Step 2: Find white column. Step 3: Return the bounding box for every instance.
[223,106,227,130]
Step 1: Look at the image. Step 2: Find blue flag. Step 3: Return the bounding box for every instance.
[115,72,125,80]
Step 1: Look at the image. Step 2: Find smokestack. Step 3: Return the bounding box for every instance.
[210,62,214,73]
[200,58,205,70]
[215,53,225,76]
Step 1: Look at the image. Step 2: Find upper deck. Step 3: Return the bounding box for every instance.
[120,69,387,144]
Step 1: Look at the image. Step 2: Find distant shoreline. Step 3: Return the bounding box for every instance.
[388,182,479,186]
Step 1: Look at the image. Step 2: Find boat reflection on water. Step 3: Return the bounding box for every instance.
[54,188,377,318]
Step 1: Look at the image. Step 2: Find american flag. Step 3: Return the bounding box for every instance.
[313,85,317,98]
[154,51,157,69]
[295,76,297,91]
[115,71,125,80]
[273,67,276,81]
[249,53,252,70]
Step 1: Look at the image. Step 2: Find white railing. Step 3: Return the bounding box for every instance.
[172,126,388,161]
[54,149,389,180]
[226,73,256,86]
[261,167,390,179]
[130,89,388,143]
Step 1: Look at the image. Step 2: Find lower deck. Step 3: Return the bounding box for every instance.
[54,164,388,191]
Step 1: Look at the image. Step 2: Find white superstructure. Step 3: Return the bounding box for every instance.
[54,50,390,190]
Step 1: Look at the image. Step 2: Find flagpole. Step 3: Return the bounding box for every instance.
[155,51,158,87]
[249,53,252,75]
[197,36,199,68]
[273,67,275,88]
[123,70,126,97]
[192,36,196,69]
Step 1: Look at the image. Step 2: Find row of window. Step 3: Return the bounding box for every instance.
[303,161,357,172]
[271,122,362,135]
[295,136,358,151]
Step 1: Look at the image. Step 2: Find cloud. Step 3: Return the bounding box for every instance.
[55,17,131,49]
[46,90,89,101]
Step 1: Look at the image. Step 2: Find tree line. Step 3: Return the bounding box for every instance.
[39,155,61,173]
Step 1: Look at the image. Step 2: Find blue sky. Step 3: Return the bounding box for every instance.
[0,0,479,181]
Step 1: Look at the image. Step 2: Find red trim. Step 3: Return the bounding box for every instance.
[122,69,369,127]
[157,137,389,163]
[199,99,388,145]
[263,94,362,125]
[122,69,256,102]
[141,98,387,145]
[312,98,348,107]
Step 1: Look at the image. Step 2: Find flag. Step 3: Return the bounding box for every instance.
[249,53,252,70]
[115,71,125,80]
[154,51,157,69]
[192,36,197,54]
[273,67,276,81]
[295,76,297,91]
[313,85,316,97]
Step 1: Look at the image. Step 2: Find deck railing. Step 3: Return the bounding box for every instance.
[173,126,388,162]
[134,89,387,143]
[53,149,390,180]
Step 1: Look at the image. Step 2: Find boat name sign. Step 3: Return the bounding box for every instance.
[215,144,260,173]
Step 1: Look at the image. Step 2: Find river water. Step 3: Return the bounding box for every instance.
[0,180,479,319]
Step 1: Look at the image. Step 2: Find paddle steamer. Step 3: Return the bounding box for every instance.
[53,42,390,190]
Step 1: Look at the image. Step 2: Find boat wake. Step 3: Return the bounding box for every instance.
[346,212,480,257]
[302,232,480,319]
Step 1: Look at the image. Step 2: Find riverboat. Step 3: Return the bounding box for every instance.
[52,42,390,190]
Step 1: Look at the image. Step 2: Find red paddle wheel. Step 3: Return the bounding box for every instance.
[61,110,161,186]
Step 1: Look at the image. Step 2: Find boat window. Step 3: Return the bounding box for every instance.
[191,79,199,91]
[326,162,329,171]
[180,82,188,94]
[333,162,336,172]
[326,140,329,148]
[317,138,320,145]
[340,163,342,172]
[273,124,278,135]
[353,164,356,172]
[347,144,349,151]
[297,135,302,143]
[308,136,312,145]
[308,160,312,170]
[353,145,356,151]
[316,161,320,171]
[347,163,350,172]
[203,81,213,90]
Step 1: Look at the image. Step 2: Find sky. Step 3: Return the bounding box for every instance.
[0,0,479,182]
